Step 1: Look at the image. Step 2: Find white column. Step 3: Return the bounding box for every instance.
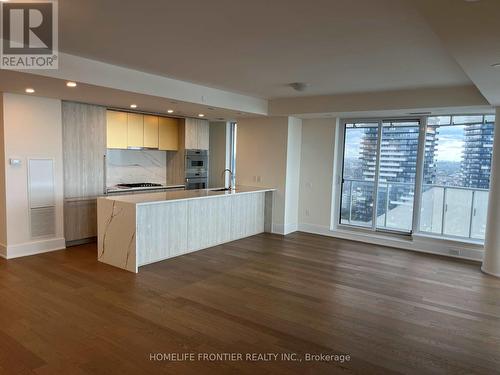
[482,107,500,277]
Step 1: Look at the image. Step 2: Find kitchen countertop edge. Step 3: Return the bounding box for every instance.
[98,186,275,206]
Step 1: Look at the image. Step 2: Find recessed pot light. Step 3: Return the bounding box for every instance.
[66,81,77,87]
[167,109,174,114]
[25,88,35,93]
[130,104,137,109]
[198,114,205,117]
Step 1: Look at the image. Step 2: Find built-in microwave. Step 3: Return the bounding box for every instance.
[185,149,208,175]
[185,150,208,190]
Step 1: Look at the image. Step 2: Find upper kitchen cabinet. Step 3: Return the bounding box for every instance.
[127,113,144,148]
[107,111,127,149]
[184,118,209,150]
[159,117,179,150]
[144,115,159,148]
[106,110,179,150]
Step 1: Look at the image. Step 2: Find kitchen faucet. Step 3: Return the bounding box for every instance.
[222,168,234,190]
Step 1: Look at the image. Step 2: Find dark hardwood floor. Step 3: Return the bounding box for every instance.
[0,232,499,374]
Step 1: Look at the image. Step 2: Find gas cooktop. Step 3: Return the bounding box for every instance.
[116,183,163,188]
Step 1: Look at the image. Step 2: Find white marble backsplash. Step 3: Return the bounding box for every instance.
[106,149,167,187]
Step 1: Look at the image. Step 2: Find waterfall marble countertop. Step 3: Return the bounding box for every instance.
[97,185,275,272]
[100,185,275,206]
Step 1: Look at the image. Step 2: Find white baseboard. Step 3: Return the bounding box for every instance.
[272,223,285,235]
[272,223,298,235]
[481,265,500,278]
[298,223,484,262]
[6,237,66,259]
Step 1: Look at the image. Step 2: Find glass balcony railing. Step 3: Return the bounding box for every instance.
[340,179,415,232]
[419,184,488,240]
[341,178,489,241]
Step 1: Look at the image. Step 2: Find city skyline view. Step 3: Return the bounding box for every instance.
[340,115,495,239]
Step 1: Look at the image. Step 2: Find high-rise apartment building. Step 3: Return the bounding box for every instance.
[461,121,495,189]
[361,125,437,184]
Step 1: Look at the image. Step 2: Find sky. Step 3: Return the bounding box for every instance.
[434,126,464,162]
[345,125,465,163]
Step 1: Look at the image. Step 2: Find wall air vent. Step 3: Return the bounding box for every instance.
[30,207,56,237]
[28,159,56,238]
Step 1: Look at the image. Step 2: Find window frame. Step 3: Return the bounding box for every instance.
[332,113,494,244]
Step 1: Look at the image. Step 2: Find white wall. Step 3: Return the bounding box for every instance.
[208,122,228,188]
[284,117,302,233]
[0,95,6,257]
[298,118,337,227]
[236,117,289,232]
[482,106,500,276]
[2,93,65,258]
[236,116,302,234]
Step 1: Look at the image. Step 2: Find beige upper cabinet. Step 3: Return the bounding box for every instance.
[144,115,159,148]
[159,117,179,150]
[107,111,128,149]
[106,110,180,150]
[127,113,144,148]
[185,118,209,150]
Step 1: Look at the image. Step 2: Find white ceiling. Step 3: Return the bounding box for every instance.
[59,0,471,99]
[0,70,258,121]
[411,0,500,106]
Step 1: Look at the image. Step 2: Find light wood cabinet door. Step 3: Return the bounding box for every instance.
[159,117,179,150]
[184,118,198,149]
[106,111,128,149]
[143,115,159,148]
[184,118,209,150]
[197,120,210,150]
[127,113,144,148]
[63,102,107,198]
[64,198,97,242]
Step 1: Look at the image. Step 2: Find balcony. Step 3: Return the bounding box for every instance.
[341,178,489,240]
[419,184,488,240]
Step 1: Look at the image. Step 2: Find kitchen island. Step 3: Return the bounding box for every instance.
[97,186,274,272]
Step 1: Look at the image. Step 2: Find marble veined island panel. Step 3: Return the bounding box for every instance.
[97,186,274,273]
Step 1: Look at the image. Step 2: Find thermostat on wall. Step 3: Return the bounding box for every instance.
[9,158,22,166]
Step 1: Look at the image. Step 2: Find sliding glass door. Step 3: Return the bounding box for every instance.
[340,122,379,228]
[375,120,420,232]
[340,119,420,234]
[339,114,495,242]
